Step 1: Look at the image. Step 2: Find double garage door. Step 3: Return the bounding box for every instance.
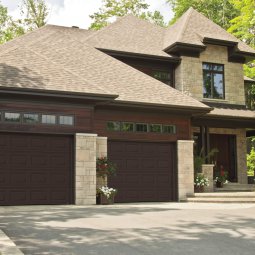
[108,141,177,202]
[0,133,73,205]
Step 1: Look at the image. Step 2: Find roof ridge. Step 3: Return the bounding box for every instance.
[0,26,53,57]
[84,15,131,42]
[176,7,194,42]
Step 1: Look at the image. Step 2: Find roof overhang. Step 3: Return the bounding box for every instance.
[228,47,255,63]
[0,87,118,105]
[192,113,255,129]
[97,48,181,63]
[163,42,206,57]
[106,100,212,116]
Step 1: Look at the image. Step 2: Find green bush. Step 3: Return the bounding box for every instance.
[247,147,255,176]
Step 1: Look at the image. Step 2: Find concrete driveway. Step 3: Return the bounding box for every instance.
[0,203,255,255]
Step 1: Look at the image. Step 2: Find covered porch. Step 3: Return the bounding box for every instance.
[192,105,255,189]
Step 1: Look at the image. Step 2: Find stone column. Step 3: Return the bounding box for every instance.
[96,137,108,188]
[201,164,214,192]
[75,133,97,205]
[177,140,194,201]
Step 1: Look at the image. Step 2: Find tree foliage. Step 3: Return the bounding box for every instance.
[247,147,255,176]
[167,0,239,29]
[89,0,166,30]
[228,0,255,79]
[0,3,24,44]
[21,0,49,30]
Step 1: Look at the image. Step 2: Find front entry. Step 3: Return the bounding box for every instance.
[210,134,237,182]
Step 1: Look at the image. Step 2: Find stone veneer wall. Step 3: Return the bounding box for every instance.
[177,140,194,200]
[175,44,245,105]
[96,137,108,188]
[192,127,247,184]
[75,133,97,205]
[201,164,214,192]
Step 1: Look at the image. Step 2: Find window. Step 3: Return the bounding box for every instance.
[136,123,148,132]
[59,115,74,125]
[203,63,224,99]
[107,121,120,131]
[152,70,172,86]
[121,122,134,132]
[163,125,176,134]
[149,124,162,133]
[42,114,56,124]
[4,112,21,123]
[23,113,39,124]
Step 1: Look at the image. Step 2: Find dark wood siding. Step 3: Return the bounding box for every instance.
[0,101,93,134]
[94,107,191,142]
[112,56,175,87]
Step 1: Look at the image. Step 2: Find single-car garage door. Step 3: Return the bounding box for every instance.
[0,133,73,205]
[108,141,177,202]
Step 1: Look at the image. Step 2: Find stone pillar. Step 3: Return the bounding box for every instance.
[237,129,248,184]
[177,140,194,201]
[75,133,97,205]
[201,164,214,192]
[96,137,108,188]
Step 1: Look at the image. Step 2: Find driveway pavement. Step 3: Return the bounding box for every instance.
[0,203,255,255]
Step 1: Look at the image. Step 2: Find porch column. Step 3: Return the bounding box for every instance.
[177,140,194,201]
[75,133,97,205]
[201,164,214,192]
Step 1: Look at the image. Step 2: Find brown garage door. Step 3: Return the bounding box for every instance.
[108,141,177,202]
[0,133,73,205]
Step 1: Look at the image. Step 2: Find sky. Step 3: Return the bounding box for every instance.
[2,0,173,29]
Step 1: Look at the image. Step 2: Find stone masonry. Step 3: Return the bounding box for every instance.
[75,133,97,205]
[175,44,245,105]
[177,140,194,200]
[201,164,214,192]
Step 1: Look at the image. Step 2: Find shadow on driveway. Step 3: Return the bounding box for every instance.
[0,204,255,255]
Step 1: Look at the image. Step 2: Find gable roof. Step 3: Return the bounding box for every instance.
[0,25,209,111]
[164,7,255,55]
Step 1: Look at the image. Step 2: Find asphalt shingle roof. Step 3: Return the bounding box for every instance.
[85,14,171,58]
[84,8,255,58]
[0,25,209,110]
[164,7,255,54]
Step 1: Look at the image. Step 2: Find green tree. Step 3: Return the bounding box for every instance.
[167,0,239,29]
[21,0,49,30]
[0,3,24,44]
[89,0,166,30]
[228,0,255,79]
[247,147,255,176]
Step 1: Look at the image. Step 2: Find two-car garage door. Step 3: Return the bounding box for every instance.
[108,141,177,202]
[0,133,73,205]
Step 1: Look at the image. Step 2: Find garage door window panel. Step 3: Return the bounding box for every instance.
[42,114,56,125]
[4,112,21,123]
[23,113,39,124]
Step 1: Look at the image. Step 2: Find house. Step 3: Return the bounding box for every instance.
[0,7,254,205]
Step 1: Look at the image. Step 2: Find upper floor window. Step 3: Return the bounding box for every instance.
[203,63,224,99]
[152,70,172,86]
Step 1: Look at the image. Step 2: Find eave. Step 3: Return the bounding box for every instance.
[97,48,181,64]
[107,100,212,116]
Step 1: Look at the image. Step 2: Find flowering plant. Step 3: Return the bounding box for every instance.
[194,173,209,187]
[96,156,116,178]
[214,165,228,184]
[97,186,117,199]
